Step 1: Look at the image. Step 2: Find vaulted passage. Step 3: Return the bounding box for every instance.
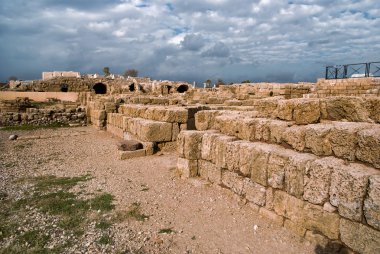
[93,83,107,94]
[129,83,135,92]
[60,83,68,92]
[176,84,188,93]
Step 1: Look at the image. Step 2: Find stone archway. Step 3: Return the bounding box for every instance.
[93,83,107,94]
[60,83,69,92]
[129,83,135,92]
[176,84,189,93]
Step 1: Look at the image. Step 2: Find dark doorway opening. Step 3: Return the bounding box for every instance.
[60,83,68,92]
[93,83,107,94]
[129,83,135,92]
[167,85,172,93]
[176,84,189,93]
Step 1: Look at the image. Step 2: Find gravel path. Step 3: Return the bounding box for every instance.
[0,126,318,253]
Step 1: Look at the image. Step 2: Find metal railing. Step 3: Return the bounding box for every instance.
[325,61,380,79]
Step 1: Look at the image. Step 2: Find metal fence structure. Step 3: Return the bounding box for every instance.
[325,61,380,79]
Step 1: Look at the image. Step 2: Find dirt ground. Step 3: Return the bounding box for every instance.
[0,126,321,254]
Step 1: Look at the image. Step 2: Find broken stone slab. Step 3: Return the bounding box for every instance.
[117,140,143,151]
[119,149,146,160]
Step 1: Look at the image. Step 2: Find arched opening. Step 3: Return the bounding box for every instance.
[60,83,68,92]
[93,83,107,94]
[167,85,172,93]
[129,83,135,92]
[176,84,189,93]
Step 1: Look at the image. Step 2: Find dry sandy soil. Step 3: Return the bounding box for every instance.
[0,126,323,254]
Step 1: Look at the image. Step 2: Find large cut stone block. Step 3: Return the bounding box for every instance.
[195,110,220,130]
[250,143,272,186]
[221,170,244,195]
[236,118,256,141]
[304,157,344,205]
[276,100,295,121]
[213,135,238,168]
[242,178,266,206]
[330,162,378,221]
[254,118,271,142]
[329,122,371,161]
[138,119,172,142]
[340,219,380,254]
[304,124,333,156]
[198,160,221,184]
[323,97,371,122]
[356,128,380,168]
[364,175,380,230]
[177,130,205,159]
[267,147,297,189]
[268,120,289,144]
[215,114,240,137]
[273,190,304,224]
[283,125,306,151]
[225,141,246,172]
[292,99,321,125]
[238,142,259,176]
[201,132,222,161]
[177,157,198,178]
[284,153,317,198]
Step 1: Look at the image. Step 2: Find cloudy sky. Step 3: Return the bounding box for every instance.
[1,0,379,84]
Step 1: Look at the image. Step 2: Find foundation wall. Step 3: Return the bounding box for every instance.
[0,92,79,102]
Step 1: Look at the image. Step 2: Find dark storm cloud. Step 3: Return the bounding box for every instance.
[201,42,230,58]
[180,34,206,51]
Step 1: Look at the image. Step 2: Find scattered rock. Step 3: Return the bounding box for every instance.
[9,134,18,140]
[117,140,143,151]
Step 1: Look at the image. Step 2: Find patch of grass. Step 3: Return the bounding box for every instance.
[158,228,175,234]
[90,193,114,211]
[95,219,112,230]
[1,122,70,131]
[18,229,50,248]
[33,174,92,191]
[124,203,149,222]
[98,234,112,245]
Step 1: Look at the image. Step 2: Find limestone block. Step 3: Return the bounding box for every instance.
[259,207,284,226]
[177,130,205,160]
[225,141,245,172]
[304,231,330,248]
[267,148,297,189]
[268,120,289,144]
[284,153,317,198]
[138,119,172,142]
[238,142,259,176]
[201,132,223,161]
[215,114,240,136]
[213,135,238,168]
[177,157,198,178]
[250,143,272,186]
[242,178,266,206]
[292,99,321,125]
[283,125,306,151]
[276,100,295,121]
[356,128,380,168]
[171,123,180,141]
[265,187,274,210]
[236,118,256,141]
[284,219,306,237]
[254,118,271,142]
[195,110,220,130]
[119,149,146,160]
[323,97,370,122]
[93,110,106,121]
[273,191,304,224]
[122,116,130,131]
[340,219,380,254]
[330,122,371,161]
[221,170,244,195]
[304,157,344,205]
[302,203,340,240]
[142,142,155,156]
[304,124,334,156]
[367,97,380,123]
[364,175,380,230]
[330,163,378,221]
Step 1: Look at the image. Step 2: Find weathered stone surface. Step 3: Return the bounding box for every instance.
[323,97,370,122]
[276,100,295,121]
[225,141,246,173]
[304,124,334,156]
[195,110,220,130]
[268,120,289,144]
[236,118,256,141]
[242,178,266,206]
[177,157,198,178]
[201,132,222,161]
[250,143,272,186]
[198,160,221,184]
[283,125,306,151]
[273,191,304,224]
[138,119,172,142]
[215,114,240,137]
[356,128,380,168]
[330,163,378,221]
[237,142,258,176]
[117,140,143,151]
[364,175,380,230]
[259,207,284,226]
[292,99,320,125]
[265,187,274,210]
[267,148,297,189]
[284,153,317,198]
[304,157,344,205]
[329,122,371,161]
[119,149,146,160]
[254,118,271,142]
[284,219,306,237]
[221,170,244,195]
[213,135,238,168]
[302,203,340,240]
[340,219,380,254]
[171,123,180,141]
[177,130,205,160]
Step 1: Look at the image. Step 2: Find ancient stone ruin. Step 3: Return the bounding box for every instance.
[1,76,379,253]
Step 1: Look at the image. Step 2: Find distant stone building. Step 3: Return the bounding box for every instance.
[42,71,80,80]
